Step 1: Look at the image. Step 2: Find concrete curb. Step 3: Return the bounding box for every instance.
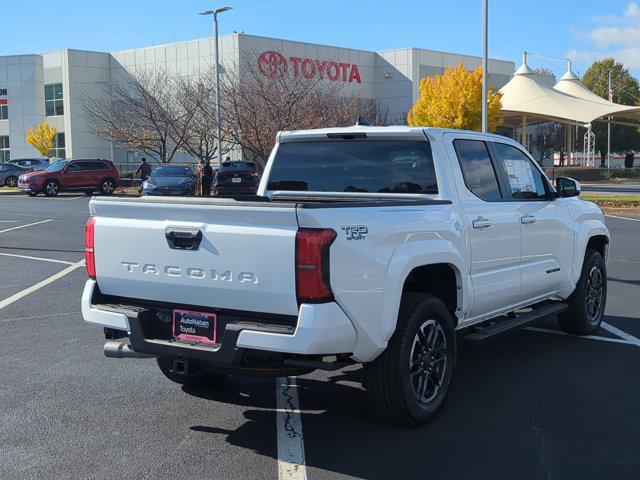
[0,190,23,196]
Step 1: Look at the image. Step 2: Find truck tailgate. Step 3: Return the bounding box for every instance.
[89,197,299,316]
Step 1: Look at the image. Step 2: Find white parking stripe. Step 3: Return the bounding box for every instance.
[0,219,52,234]
[525,326,635,345]
[601,322,640,348]
[277,377,307,480]
[0,259,84,311]
[0,252,75,265]
[605,214,640,222]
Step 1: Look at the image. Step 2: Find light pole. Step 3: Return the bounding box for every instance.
[607,67,612,169]
[200,6,233,165]
[481,0,488,133]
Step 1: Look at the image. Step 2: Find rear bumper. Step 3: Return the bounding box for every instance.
[81,279,356,362]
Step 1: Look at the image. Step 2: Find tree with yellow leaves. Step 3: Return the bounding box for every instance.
[26,120,57,157]
[407,63,503,132]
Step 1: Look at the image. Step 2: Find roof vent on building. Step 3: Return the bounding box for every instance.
[355,116,372,126]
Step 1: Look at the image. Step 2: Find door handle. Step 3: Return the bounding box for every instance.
[521,215,536,224]
[472,217,491,229]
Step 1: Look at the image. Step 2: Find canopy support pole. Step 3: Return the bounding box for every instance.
[521,113,528,149]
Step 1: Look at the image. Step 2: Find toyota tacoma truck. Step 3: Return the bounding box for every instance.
[82,126,609,426]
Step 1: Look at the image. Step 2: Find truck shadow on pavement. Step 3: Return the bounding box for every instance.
[185,326,640,480]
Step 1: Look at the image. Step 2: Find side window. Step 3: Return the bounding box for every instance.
[453,139,502,201]
[66,163,82,172]
[492,143,549,200]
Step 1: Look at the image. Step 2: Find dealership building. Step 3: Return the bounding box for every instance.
[0,33,516,163]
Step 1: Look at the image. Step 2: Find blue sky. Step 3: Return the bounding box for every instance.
[3,0,640,78]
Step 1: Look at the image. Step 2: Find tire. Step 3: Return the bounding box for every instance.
[100,178,115,195]
[43,180,60,197]
[558,249,607,335]
[5,176,18,188]
[364,293,456,427]
[157,356,227,388]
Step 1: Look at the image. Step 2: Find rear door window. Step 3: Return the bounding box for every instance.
[267,140,438,194]
[453,139,503,201]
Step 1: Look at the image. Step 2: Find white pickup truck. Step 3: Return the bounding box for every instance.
[82,126,609,426]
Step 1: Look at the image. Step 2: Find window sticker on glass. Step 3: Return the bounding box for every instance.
[503,158,536,195]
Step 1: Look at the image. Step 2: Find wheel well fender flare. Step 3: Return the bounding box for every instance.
[572,221,609,286]
[380,240,467,343]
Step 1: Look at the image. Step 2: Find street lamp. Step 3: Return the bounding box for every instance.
[199,6,233,165]
[481,0,488,133]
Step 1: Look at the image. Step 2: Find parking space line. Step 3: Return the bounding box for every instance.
[0,259,85,311]
[0,311,80,324]
[0,252,76,265]
[601,322,640,348]
[605,214,640,222]
[277,376,307,480]
[0,219,52,234]
[525,326,635,345]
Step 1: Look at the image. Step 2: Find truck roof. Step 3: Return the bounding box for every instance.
[278,125,512,143]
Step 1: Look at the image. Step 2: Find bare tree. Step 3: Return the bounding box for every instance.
[175,75,231,164]
[78,67,194,162]
[532,122,564,164]
[220,54,389,168]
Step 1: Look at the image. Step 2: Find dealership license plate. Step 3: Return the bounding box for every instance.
[232,177,242,183]
[172,310,217,344]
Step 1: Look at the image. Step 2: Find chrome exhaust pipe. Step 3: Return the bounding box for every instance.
[103,341,155,359]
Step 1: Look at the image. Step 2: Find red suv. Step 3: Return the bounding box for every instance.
[18,159,121,197]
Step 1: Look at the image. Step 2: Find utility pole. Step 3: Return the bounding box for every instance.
[481,0,488,133]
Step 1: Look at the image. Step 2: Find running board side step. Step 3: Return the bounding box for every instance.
[464,303,569,342]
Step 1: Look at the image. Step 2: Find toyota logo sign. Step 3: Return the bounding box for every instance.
[258,50,289,78]
[256,50,362,84]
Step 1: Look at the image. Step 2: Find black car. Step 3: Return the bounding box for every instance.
[213,161,259,196]
[142,166,196,196]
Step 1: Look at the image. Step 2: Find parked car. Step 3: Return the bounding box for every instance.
[0,163,30,187]
[18,159,120,197]
[142,165,196,196]
[7,158,50,171]
[82,126,609,426]
[213,161,259,196]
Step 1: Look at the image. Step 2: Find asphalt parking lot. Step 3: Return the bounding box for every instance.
[1,193,639,480]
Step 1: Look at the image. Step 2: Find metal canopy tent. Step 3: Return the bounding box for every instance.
[498,53,640,165]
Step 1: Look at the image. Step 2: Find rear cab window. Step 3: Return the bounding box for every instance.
[267,140,438,194]
[453,139,503,201]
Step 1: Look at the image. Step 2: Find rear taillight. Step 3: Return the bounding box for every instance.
[85,217,96,279]
[295,228,336,304]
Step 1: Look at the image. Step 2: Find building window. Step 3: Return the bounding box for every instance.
[45,83,64,116]
[0,104,7,120]
[49,133,65,158]
[0,136,9,162]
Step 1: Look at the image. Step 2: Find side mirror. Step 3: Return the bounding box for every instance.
[555,176,581,198]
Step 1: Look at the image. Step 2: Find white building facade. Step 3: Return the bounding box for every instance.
[0,34,515,163]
